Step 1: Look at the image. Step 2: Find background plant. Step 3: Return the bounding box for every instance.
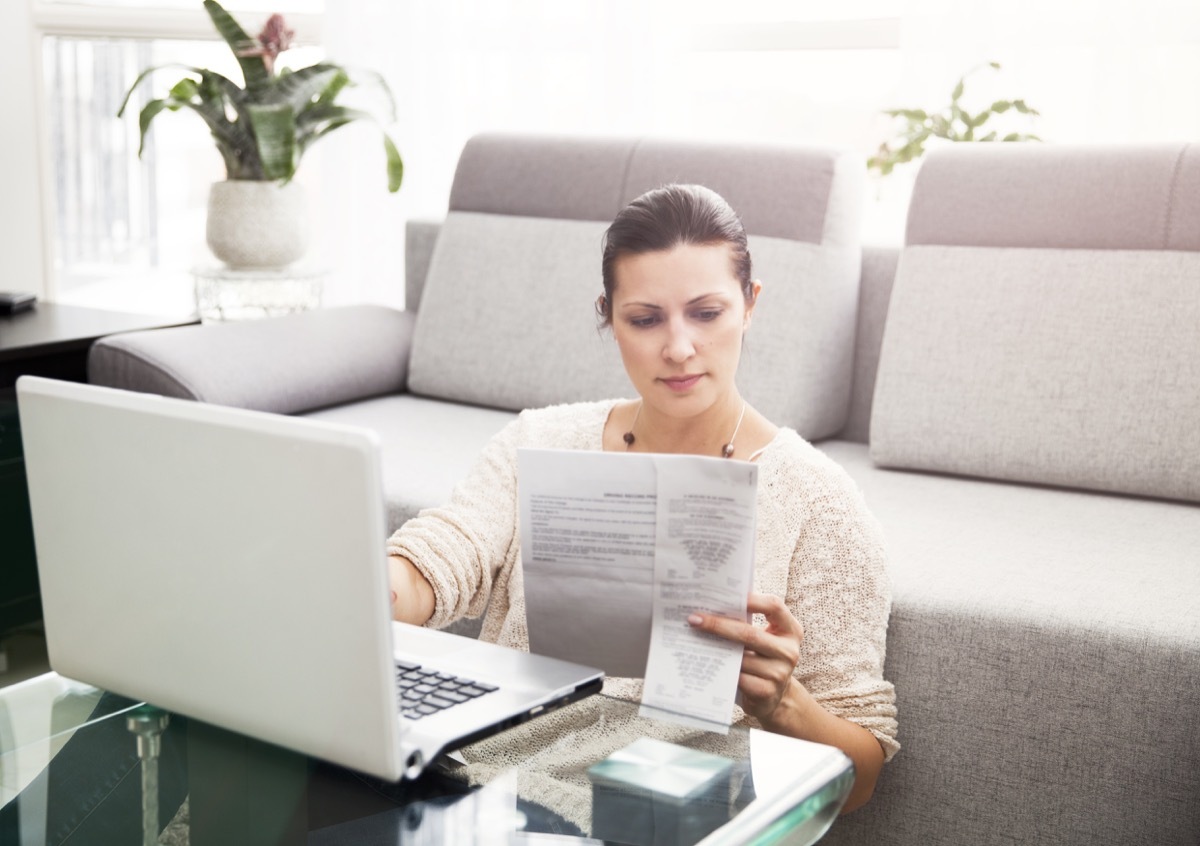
[868,62,1041,176]
[118,0,402,191]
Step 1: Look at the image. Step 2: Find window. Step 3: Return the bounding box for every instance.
[10,1,323,314]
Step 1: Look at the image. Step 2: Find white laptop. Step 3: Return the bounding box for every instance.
[16,376,603,781]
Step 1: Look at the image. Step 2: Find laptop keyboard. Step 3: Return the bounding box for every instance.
[395,660,498,720]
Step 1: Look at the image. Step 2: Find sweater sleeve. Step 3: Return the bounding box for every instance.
[386,416,522,630]
[787,457,900,762]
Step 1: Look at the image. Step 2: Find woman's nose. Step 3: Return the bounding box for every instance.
[663,319,695,362]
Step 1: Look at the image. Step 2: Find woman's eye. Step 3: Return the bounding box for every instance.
[693,309,723,322]
[629,315,660,328]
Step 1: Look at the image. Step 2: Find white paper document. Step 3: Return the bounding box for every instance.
[519,448,757,727]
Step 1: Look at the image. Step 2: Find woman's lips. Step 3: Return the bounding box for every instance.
[660,374,703,392]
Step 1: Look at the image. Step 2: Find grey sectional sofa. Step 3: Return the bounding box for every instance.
[88,135,1200,845]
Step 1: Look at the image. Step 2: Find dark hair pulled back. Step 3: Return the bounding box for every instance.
[597,184,753,327]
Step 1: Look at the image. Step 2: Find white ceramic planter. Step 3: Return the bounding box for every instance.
[206,180,308,269]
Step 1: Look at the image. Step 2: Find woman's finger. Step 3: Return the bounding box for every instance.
[745,593,803,638]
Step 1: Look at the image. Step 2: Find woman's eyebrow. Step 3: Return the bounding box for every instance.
[687,292,729,305]
[619,292,729,310]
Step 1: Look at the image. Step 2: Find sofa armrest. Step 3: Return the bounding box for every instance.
[88,304,414,414]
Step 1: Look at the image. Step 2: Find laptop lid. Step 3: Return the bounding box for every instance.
[18,376,405,778]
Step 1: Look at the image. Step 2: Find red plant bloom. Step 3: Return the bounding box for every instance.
[237,13,295,76]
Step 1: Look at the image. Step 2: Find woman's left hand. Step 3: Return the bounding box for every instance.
[688,592,804,723]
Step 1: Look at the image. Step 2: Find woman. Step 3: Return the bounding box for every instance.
[387,183,897,815]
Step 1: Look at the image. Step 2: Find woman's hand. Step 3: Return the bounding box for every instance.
[690,593,886,813]
[688,592,803,723]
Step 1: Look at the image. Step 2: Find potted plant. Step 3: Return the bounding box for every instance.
[868,61,1042,177]
[862,61,1042,244]
[118,0,402,269]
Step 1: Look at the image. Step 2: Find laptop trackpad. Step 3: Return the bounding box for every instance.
[392,622,473,659]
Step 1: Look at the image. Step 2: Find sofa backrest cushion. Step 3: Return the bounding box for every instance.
[870,143,1200,502]
[406,134,864,440]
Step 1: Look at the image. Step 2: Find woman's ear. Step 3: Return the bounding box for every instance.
[744,279,763,328]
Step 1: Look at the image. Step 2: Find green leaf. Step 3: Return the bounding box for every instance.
[203,0,269,91]
[990,100,1013,114]
[168,77,201,102]
[951,77,965,104]
[134,99,171,156]
[970,110,994,130]
[269,63,343,111]
[979,131,998,141]
[117,63,194,117]
[292,104,403,192]
[383,134,403,193]
[247,104,297,181]
[884,108,929,122]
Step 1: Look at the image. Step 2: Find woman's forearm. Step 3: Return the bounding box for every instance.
[388,554,436,625]
[758,678,885,813]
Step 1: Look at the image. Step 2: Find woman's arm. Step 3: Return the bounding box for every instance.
[688,594,885,812]
[388,554,435,625]
[759,676,885,813]
[384,417,524,630]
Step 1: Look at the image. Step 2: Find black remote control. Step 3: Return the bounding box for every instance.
[0,291,37,315]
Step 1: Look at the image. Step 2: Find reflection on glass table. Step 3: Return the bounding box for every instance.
[0,673,854,845]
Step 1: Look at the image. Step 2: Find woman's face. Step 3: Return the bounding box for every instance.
[610,242,757,421]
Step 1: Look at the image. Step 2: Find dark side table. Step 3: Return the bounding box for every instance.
[0,303,198,647]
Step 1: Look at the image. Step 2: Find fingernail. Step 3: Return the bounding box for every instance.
[687,614,703,626]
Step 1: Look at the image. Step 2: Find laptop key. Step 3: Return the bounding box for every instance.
[471,682,499,692]
[439,690,469,704]
[457,686,488,698]
[395,660,421,672]
[425,695,454,709]
[416,704,439,715]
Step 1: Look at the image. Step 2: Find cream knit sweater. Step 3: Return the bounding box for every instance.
[386,401,898,824]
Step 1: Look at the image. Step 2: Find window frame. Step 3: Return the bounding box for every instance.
[4,1,320,303]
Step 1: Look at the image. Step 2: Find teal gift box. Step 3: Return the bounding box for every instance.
[587,737,735,846]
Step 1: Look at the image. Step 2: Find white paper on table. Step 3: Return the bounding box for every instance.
[640,454,757,728]
[519,448,757,726]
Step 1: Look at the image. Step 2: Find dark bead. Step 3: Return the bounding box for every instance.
[722,443,735,458]
[623,432,635,446]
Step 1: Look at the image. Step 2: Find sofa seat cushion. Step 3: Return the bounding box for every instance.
[870,245,1200,502]
[302,395,516,531]
[816,439,1200,845]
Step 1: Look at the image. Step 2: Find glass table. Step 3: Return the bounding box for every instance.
[0,673,853,845]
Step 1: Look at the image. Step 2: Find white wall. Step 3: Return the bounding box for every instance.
[9,1,1199,310]
[1,1,51,300]
[315,0,1200,308]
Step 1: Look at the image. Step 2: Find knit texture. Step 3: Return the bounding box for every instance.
[386,399,898,818]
